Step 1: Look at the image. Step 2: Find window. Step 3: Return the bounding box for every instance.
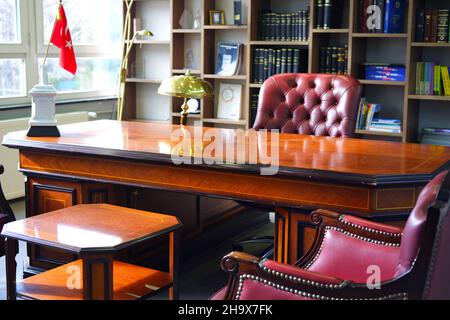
[0,0,122,106]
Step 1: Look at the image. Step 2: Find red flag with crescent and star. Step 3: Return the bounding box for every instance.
[50,3,77,75]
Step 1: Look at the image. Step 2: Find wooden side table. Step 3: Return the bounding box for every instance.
[1,204,182,300]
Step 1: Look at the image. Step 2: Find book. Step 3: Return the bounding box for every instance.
[415,9,425,42]
[383,0,406,33]
[371,0,385,33]
[437,9,449,42]
[360,0,372,32]
[234,0,243,25]
[431,9,439,43]
[316,0,324,29]
[434,65,442,96]
[323,0,332,29]
[422,128,450,146]
[215,43,243,76]
[250,94,259,127]
[424,9,432,42]
[415,62,424,95]
[441,66,450,96]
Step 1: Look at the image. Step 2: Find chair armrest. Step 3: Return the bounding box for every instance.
[219,251,410,300]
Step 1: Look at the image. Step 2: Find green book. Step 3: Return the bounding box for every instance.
[434,65,441,96]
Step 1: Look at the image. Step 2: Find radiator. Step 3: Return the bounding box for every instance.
[0,112,94,200]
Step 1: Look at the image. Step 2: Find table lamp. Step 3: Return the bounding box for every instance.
[158,70,213,125]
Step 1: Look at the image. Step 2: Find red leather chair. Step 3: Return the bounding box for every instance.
[253,73,362,136]
[215,170,450,300]
[234,73,362,258]
[0,165,16,257]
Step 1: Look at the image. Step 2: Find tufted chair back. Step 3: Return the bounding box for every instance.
[253,74,362,137]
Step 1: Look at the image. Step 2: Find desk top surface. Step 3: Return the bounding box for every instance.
[3,120,450,185]
[1,204,181,253]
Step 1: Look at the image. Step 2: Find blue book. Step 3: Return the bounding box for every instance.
[384,0,406,33]
[215,43,242,76]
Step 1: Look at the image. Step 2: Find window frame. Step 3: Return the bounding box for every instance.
[0,0,122,107]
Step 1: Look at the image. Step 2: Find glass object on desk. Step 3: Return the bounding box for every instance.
[179,9,193,29]
[193,10,201,29]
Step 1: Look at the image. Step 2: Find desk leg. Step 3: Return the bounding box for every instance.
[5,238,18,300]
[169,231,180,300]
[82,254,114,300]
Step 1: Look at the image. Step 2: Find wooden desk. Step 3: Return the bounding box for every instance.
[3,120,450,269]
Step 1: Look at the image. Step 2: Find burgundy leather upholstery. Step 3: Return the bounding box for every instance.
[253,74,362,137]
[395,171,448,277]
[306,228,401,283]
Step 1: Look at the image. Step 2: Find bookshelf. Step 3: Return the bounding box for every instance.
[122,0,450,143]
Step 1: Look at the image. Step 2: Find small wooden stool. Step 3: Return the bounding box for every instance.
[1,204,182,300]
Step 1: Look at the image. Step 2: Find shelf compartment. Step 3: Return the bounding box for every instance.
[408,95,450,101]
[16,259,172,300]
[356,129,403,138]
[358,80,406,86]
[203,118,247,126]
[352,33,408,38]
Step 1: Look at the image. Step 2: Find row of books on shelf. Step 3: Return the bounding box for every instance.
[250,94,259,127]
[364,63,406,82]
[415,62,450,96]
[315,0,343,29]
[252,48,307,84]
[356,98,402,133]
[416,9,450,43]
[259,10,310,42]
[319,46,348,75]
[359,0,407,33]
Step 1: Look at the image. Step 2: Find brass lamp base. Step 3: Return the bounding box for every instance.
[180,97,189,126]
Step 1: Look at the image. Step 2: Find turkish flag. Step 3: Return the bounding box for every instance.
[50,4,77,75]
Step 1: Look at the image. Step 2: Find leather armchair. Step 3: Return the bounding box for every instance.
[214,170,450,300]
[0,165,16,257]
[253,73,362,137]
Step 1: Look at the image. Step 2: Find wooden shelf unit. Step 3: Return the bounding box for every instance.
[122,0,450,142]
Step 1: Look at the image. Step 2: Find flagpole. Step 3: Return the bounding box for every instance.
[42,0,62,67]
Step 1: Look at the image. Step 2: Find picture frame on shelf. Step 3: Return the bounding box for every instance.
[217,83,242,120]
[210,10,225,25]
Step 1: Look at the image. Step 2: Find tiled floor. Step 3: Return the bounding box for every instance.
[0,200,273,300]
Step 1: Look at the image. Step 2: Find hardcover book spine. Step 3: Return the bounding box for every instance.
[337,48,345,74]
[287,48,293,73]
[431,9,439,43]
[275,50,281,75]
[281,48,287,74]
[437,9,449,43]
[384,0,406,33]
[234,0,242,25]
[441,66,450,96]
[331,47,338,74]
[320,47,327,73]
[263,49,269,80]
[424,62,431,95]
[293,49,300,73]
[287,13,292,41]
[415,62,422,94]
[325,47,332,73]
[258,49,264,84]
[323,0,332,29]
[424,9,432,42]
[250,94,259,127]
[316,0,324,29]
[344,45,348,74]
[415,9,425,42]
[253,49,259,83]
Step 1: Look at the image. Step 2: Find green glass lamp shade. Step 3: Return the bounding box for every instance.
[158,70,213,99]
